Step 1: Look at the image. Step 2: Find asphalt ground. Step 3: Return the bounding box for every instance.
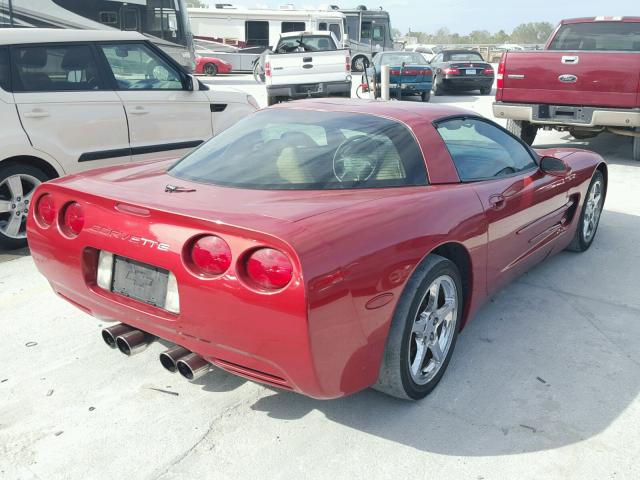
[1,74,639,480]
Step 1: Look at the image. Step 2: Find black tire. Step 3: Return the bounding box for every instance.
[480,86,492,95]
[569,129,598,140]
[506,119,538,146]
[432,76,445,96]
[203,63,218,76]
[374,254,463,400]
[0,163,51,250]
[633,128,640,162]
[421,91,430,102]
[567,170,605,252]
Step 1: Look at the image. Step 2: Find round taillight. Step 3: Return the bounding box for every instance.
[190,235,232,275]
[36,194,56,226]
[246,248,293,289]
[62,202,84,236]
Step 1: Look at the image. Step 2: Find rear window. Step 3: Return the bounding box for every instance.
[444,52,484,62]
[549,21,640,51]
[169,110,427,190]
[380,52,427,65]
[276,35,336,53]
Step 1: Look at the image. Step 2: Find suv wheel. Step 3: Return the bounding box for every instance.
[0,163,50,249]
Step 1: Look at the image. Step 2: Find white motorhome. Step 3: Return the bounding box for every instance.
[188,5,346,49]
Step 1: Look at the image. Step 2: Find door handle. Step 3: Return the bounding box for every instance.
[129,106,149,115]
[489,194,506,210]
[22,108,50,118]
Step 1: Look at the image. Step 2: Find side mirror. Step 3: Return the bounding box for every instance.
[540,156,571,176]
[185,74,199,91]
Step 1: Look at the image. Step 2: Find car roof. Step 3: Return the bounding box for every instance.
[271,98,476,125]
[442,49,482,54]
[0,28,146,46]
[279,31,333,38]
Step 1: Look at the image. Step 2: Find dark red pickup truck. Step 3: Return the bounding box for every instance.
[493,17,640,160]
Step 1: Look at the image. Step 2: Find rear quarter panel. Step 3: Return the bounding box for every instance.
[295,185,488,396]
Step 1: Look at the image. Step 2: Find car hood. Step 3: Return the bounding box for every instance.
[52,160,398,225]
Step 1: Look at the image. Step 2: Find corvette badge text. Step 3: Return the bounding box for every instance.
[89,225,170,251]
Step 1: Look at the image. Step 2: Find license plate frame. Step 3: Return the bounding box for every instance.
[111,256,169,308]
[465,69,477,75]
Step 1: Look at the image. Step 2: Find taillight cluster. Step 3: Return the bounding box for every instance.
[346,56,351,73]
[185,235,294,290]
[482,67,494,75]
[264,61,271,77]
[35,193,84,237]
[496,53,506,90]
[442,67,460,75]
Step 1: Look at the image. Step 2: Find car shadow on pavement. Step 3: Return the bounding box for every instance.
[0,246,30,264]
[247,209,640,456]
[536,131,637,166]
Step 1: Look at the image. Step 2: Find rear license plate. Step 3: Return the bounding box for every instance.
[465,69,477,75]
[111,256,169,308]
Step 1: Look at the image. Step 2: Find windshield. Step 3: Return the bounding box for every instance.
[444,52,484,62]
[548,21,640,51]
[169,110,427,190]
[276,35,337,53]
[380,53,428,65]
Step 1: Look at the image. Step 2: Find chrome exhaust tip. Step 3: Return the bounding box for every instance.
[101,324,135,349]
[115,330,155,356]
[159,346,191,373]
[176,353,211,381]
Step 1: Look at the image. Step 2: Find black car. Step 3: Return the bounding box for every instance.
[429,50,494,95]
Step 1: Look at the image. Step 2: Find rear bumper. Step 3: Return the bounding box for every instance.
[267,80,352,99]
[389,81,432,94]
[26,185,356,399]
[443,77,493,89]
[493,102,640,128]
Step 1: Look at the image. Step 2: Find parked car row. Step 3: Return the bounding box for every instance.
[0,29,258,248]
[0,18,626,403]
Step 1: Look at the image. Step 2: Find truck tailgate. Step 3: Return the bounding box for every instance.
[268,50,348,86]
[501,51,640,108]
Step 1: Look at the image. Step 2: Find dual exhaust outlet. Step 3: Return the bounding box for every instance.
[101,323,211,381]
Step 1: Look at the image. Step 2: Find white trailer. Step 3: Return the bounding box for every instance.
[188,5,346,49]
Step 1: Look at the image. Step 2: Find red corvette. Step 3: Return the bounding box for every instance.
[27,100,606,400]
[195,56,232,76]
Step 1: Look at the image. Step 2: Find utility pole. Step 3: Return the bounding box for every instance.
[8,0,14,27]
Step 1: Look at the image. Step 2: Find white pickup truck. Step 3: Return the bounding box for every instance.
[264,31,352,106]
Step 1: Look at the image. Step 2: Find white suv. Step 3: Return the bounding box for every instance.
[0,29,258,248]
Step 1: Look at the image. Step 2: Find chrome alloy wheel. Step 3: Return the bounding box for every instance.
[408,275,458,385]
[583,178,603,243]
[0,174,41,240]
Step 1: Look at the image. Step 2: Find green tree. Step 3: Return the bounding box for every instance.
[511,22,554,43]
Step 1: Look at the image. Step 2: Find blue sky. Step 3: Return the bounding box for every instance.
[203,1,639,34]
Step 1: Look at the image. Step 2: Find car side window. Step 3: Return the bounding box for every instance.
[436,118,537,181]
[99,43,183,90]
[0,47,9,91]
[11,44,102,92]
